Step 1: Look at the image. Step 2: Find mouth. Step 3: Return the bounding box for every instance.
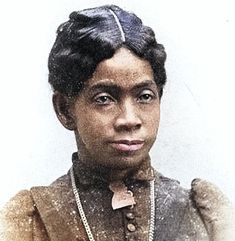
[110,140,144,152]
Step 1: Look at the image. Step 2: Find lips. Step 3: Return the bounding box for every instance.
[110,140,144,152]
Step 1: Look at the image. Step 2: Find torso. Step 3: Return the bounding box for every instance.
[30,171,209,241]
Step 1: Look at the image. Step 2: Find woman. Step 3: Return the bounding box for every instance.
[1,5,234,241]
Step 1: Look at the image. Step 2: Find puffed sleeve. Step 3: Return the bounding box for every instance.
[0,190,49,241]
[191,179,235,241]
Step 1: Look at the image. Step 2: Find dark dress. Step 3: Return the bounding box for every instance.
[0,154,209,241]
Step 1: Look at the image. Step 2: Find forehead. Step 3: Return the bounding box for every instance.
[86,47,154,89]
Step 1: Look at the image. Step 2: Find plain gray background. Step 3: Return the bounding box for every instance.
[0,0,234,207]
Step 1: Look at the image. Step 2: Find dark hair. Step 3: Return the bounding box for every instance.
[48,5,167,98]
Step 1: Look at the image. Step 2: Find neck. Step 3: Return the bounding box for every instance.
[72,152,154,186]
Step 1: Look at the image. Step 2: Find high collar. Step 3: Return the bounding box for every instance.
[71,152,155,188]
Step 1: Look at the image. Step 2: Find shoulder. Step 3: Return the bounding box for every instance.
[1,173,70,220]
[30,173,87,241]
[30,173,71,208]
[0,190,36,241]
[156,173,189,205]
[154,172,192,221]
[50,173,70,187]
[154,173,209,240]
[155,173,201,215]
[1,189,35,220]
[0,174,71,241]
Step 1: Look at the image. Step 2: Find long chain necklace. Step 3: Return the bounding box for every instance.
[70,167,155,241]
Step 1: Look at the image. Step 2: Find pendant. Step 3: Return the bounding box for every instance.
[109,181,136,210]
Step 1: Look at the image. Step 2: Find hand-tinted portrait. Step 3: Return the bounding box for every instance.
[0,2,234,241]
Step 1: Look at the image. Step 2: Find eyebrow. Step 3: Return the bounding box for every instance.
[88,79,156,93]
[132,80,157,90]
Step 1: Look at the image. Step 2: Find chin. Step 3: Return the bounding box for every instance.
[103,155,146,170]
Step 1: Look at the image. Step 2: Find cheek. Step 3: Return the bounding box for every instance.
[75,111,113,145]
[76,121,99,150]
[145,106,160,132]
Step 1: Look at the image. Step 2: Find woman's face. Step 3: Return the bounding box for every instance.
[71,47,160,170]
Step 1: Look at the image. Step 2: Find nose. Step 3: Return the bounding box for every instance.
[114,99,141,132]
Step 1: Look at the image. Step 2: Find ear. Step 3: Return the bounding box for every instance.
[52,91,76,130]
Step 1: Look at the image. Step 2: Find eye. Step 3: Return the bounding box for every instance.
[94,94,115,105]
[137,90,156,103]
